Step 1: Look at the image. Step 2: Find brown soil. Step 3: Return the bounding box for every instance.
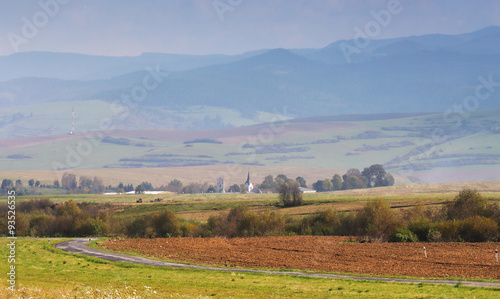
[102,236,500,280]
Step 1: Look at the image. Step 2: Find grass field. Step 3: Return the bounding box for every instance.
[1,239,500,298]
[5,181,500,222]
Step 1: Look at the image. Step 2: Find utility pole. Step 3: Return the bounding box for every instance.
[70,108,75,135]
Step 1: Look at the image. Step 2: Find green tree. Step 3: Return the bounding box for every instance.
[312,179,333,192]
[92,176,105,193]
[167,179,183,193]
[79,176,93,192]
[260,175,276,191]
[206,185,217,193]
[56,200,82,217]
[362,164,392,187]
[135,184,145,194]
[279,181,303,207]
[355,199,401,241]
[1,179,13,191]
[295,176,307,188]
[140,181,154,191]
[443,188,493,220]
[53,179,60,188]
[35,180,40,187]
[28,179,35,187]
[343,176,364,190]
[152,211,180,237]
[331,174,343,191]
[61,173,77,191]
[228,184,241,193]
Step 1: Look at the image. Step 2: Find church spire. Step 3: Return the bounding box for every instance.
[245,171,253,192]
[245,171,251,185]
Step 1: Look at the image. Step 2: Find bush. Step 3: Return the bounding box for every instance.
[74,218,109,236]
[407,218,433,242]
[238,210,286,237]
[444,188,490,220]
[354,200,401,241]
[434,220,460,242]
[126,216,149,237]
[279,181,303,207]
[301,209,341,236]
[388,227,418,243]
[458,216,498,242]
[152,211,180,237]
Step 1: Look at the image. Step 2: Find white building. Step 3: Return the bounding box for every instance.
[245,171,253,193]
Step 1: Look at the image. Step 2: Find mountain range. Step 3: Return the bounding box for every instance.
[1,26,500,135]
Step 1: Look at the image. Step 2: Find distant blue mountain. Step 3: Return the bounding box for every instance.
[0,51,256,82]
[1,26,499,118]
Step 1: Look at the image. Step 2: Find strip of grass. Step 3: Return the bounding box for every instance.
[1,239,499,298]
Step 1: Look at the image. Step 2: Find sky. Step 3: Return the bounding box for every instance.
[0,0,499,57]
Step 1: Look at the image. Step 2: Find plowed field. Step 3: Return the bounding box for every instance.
[102,236,500,280]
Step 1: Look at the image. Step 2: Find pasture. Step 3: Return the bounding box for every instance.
[1,239,499,298]
[3,181,500,223]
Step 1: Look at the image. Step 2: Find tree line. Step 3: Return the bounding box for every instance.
[1,164,393,196]
[1,189,497,242]
[312,164,394,192]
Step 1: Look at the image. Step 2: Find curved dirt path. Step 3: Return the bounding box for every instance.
[56,239,500,288]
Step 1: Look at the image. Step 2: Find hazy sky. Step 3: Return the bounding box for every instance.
[1,0,499,57]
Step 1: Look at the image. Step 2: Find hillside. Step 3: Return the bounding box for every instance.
[1,110,499,184]
[1,27,500,136]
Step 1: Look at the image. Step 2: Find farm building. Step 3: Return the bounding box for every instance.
[299,187,316,194]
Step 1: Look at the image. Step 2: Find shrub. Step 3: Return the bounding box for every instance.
[152,210,180,237]
[238,210,286,237]
[301,209,341,236]
[434,220,460,242]
[180,221,199,237]
[354,200,401,241]
[426,229,442,242]
[279,181,303,207]
[388,227,418,243]
[126,216,149,237]
[458,216,498,242]
[444,188,490,220]
[407,218,433,242]
[74,218,109,236]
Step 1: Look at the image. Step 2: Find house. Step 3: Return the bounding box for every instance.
[299,187,316,194]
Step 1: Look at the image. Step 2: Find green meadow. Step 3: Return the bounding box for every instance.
[0,239,499,298]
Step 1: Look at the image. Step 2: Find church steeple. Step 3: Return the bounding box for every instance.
[245,171,251,185]
[245,171,253,192]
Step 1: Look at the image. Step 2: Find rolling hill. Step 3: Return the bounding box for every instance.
[1,26,500,136]
[1,110,499,184]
